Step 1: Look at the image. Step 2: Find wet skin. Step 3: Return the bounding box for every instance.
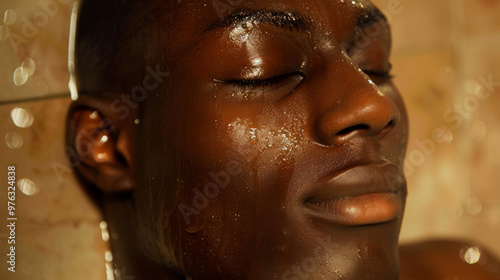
[146,0,407,279]
[73,0,406,279]
[70,0,500,278]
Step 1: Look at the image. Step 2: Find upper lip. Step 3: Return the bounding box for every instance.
[303,161,406,204]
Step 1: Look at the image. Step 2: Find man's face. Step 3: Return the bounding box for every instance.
[133,0,408,279]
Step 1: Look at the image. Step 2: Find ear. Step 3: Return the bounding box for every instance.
[67,95,137,193]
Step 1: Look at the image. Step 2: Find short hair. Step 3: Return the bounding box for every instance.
[70,0,157,208]
[75,0,156,95]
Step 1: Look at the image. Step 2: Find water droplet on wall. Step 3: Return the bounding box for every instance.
[100,221,110,242]
[13,67,29,86]
[461,246,481,264]
[3,9,17,25]
[11,107,34,128]
[22,58,36,76]
[105,250,113,262]
[18,178,39,196]
[5,132,23,149]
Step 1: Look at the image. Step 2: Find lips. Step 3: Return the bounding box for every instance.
[303,162,406,226]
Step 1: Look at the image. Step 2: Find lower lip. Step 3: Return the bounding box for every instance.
[304,192,401,226]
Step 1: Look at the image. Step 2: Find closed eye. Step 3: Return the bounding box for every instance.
[219,72,304,89]
[215,72,304,102]
[362,69,393,79]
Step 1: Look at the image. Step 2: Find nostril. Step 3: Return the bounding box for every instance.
[376,119,397,138]
[336,124,370,136]
[317,93,401,146]
[335,119,396,140]
[387,119,396,128]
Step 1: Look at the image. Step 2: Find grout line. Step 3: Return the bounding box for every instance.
[0,93,70,106]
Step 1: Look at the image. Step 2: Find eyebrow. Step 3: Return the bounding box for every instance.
[204,9,309,33]
[204,7,387,35]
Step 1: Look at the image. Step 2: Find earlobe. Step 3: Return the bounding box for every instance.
[69,108,135,193]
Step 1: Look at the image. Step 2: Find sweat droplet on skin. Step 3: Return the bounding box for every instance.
[229,21,255,45]
[227,116,305,163]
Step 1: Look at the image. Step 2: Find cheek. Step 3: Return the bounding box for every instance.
[226,115,306,163]
[168,101,310,276]
[224,103,309,164]
[172,100,310,223]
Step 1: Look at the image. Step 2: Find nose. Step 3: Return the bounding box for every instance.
[314,67,400,147]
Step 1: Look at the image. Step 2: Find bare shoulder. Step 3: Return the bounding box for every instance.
[399,239,500,280]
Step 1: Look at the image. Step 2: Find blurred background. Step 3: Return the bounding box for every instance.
[0,0,499,279]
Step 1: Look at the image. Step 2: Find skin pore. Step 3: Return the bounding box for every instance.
[68,0,500,279]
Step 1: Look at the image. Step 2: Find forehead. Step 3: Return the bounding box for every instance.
[157,0,381,55]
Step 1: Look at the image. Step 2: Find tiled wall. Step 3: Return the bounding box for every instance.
[0,98,107,280]
[0,1,108,279]
[372,0,500,254]
[0,0,499,279]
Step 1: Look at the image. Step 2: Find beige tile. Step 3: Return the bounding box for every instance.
[377,0,500,256]
[373,0,453,57]
[464,0,500,44]
[0,98,106,280]
[392,52,457,141]
[0,0,73,102]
